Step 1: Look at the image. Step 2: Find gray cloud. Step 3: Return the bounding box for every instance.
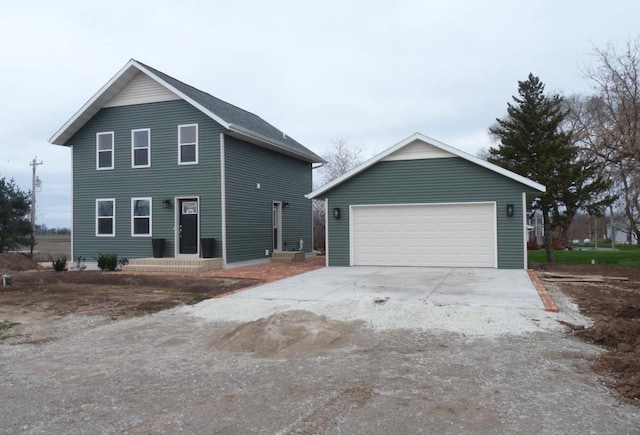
[1,0,638,227]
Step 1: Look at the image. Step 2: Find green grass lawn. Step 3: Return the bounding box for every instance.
[528,244,640,267]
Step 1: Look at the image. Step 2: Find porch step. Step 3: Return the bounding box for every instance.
[122,257,223,273]
[271,251,305,263]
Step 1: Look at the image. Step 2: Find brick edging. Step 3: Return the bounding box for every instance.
[527,269,559,312]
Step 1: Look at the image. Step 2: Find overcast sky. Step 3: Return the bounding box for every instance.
[1,0,638,228]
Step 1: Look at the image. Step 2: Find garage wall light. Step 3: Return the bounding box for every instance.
[333,208,341,219]
[506,204,514,217]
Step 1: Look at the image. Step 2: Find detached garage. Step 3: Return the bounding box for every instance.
[307,133,545,269]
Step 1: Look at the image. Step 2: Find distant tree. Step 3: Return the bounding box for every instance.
[578,38,640,248]
[318,136,363,184]
[0,177,31,253]
[312,137,364,251]
[489,74,614,263]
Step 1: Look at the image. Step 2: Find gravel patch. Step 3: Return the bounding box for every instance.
[183,292,592,337]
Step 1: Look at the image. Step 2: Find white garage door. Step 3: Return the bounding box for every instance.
[351,203,496,267]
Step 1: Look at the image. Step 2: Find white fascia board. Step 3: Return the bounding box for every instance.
[49,59,233,146]
[306,132,546,199]
[50,59,139,145]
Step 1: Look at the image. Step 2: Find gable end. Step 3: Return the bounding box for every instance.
[104,72,180,108]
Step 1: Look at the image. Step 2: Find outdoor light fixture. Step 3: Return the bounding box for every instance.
[506,204,514,217]
[333,208,341,219]
[162,199,172,209]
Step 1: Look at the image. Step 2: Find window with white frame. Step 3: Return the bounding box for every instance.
[132,129,150,168]
[97,132,114,169]
[96,199,115,236]
[131,198,152,236]
[178,124,198,164]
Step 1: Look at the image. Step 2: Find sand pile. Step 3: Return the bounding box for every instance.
[218,310,360,356]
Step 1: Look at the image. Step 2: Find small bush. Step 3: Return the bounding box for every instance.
[96,253,119,271]
[51,255,67,272]
[526,240,539,250]
[72,256,87,271]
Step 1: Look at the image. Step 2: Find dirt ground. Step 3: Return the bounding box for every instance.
[0,254,259,343]
[532,262,640,405]
[1,254,640,432]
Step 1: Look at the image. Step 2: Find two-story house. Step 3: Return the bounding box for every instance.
[50,59,322,268]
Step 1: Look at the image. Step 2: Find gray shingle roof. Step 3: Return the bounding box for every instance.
[136,60,322,163]
[50,59,322,163]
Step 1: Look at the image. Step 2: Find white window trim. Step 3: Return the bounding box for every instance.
[96,132,115,170]
[178,123,198,165]
[131,197,152,237]
[131,128,151,168]
[96,198,116,237]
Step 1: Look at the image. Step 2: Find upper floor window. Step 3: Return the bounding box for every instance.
[96,132,114,170]
[132,129,151,168]
[96,199,115,236]
[178,124,198,164]
[131,197,152,236]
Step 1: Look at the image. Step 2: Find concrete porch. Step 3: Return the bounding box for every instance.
[122,257,223,273]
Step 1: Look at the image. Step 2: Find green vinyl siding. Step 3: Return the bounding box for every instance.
[224,136,312,263]
[324,158,532,269]
[68,100,224,259]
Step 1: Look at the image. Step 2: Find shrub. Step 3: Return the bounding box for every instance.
[72,256,87,271]
[96,253,119,271]
[51,255,67,272]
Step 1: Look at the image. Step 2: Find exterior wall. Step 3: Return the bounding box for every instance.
[323,158,530,269]
[224,136,313,263]
[68,100,224,260]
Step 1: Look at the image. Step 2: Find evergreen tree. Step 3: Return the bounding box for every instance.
[0,177,31,253]
[489,74,614,262]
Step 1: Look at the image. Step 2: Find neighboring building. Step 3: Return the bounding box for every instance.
[307,133,546,269]
[50,59,322,265]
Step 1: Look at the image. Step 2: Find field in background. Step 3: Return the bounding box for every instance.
[32,234,71,261]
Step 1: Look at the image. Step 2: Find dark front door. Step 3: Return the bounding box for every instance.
[179,199,198,255]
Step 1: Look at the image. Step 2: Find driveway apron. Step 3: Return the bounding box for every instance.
[227,266,544,309]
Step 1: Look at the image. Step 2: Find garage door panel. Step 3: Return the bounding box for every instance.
[352,203,496,268]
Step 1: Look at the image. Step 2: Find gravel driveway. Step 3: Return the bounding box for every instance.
[1,274,639,434]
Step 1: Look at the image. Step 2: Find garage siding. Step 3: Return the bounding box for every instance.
[325,158,527,269]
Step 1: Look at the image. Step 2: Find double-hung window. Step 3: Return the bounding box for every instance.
[96,199,115,236]
[178,124,198,164]
[132,129,151,168]
[131,198,152,236]
[97,132,114,170]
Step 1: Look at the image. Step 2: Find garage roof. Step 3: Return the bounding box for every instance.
[307,133,546,198]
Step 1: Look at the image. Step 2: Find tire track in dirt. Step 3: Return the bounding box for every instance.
[277,383,375,434]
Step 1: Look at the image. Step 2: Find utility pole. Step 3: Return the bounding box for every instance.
[29,157,43,257]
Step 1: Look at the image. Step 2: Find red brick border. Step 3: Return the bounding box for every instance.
[527,269,559,312]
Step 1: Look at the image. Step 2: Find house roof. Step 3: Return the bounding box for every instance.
[306,132,546,199]
[49,59,323,163]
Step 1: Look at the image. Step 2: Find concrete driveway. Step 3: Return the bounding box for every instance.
[227,266,544,309]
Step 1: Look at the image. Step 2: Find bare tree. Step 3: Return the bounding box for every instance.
[312,137,364,252]
[318,136,363,184]
[580,38,640,248]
